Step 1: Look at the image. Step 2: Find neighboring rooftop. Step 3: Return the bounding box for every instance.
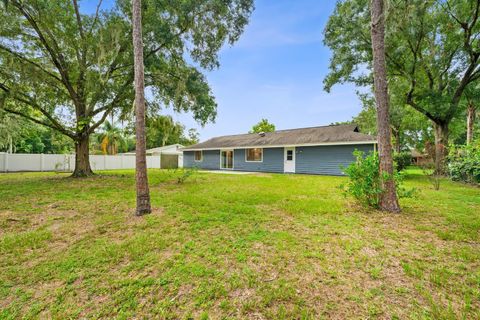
[183,124,376,150]
[123,144,184,155]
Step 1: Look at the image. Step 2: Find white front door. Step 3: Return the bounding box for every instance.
[284,147,295,173]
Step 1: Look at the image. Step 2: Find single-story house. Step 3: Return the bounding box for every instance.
[182,124,377,175]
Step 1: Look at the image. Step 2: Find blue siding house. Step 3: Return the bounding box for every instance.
[182,124,376,175]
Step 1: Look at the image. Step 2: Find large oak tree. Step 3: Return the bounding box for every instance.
[324,0,480,173]
[0,0,253,176]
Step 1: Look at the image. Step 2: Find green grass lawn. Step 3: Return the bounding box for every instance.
[0,168,479,319]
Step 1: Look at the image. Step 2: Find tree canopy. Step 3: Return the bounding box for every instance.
[145,115,199,148]
[324,0,480,171]
[0,0,254,175]
[250,118,276,133]
[0,111,73,154]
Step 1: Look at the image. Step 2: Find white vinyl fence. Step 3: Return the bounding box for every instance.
[0,153,177,172]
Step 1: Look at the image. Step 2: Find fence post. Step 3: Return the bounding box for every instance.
[4,153,8,172]
[104,155,107,170]
[64,154,70,172]
[40,153,44,172]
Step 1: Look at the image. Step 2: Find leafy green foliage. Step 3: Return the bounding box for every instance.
[341,151,382,208]
[324,0,480,152]
[144,115,198,148]
[176,167,198,184]
[249,119,276,133]
[96,121,128,155]
[354,93,434,152]
[0,111,73,154]
[394,152,412,172]
[341,151,413,208]
[0,0,253,170]
[182,128,200,146]
[448,143,480,184]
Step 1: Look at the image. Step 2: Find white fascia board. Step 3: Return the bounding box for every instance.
[182,140,378,151]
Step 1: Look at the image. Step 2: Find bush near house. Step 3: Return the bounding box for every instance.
[448,143,480,184]
[393,151,412,172]
[341,151,413,208]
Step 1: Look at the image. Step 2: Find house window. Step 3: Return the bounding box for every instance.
[194,151,203,161]
[246,148,263,162]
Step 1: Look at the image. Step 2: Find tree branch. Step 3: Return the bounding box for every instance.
[1,106,70,136]
[86,41,129,114]
[0,82,76,138]
[438,47,459,91]
[88,0,104,36]
[72,0,88,106]
[405,82,438,122]
[0,44,62,82]
[88,77,134,134]
[11,0,80,106]
[72,0,86,41]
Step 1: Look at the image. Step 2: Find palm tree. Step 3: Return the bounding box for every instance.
[97,121,127,155]
[370,0,400,212]
[132,0,151,216]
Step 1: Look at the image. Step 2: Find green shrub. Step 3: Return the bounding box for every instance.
[421,162,442,190]
[177,167,198,184]
[341,150,414,208]
[447,143,480,184]
[393,151,412,172]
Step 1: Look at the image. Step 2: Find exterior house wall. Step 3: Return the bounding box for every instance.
[183,144,375,175]
[184,148,283,172]
[295,144,374,175]
[183,150,220,170]
[233,148,283,173]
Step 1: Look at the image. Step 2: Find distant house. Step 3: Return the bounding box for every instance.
[124,144,184,156]
[124,144,184,168]
[411,149,430,165]
[182,124,376,175]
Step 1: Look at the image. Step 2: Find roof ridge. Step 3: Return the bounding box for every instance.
[271,123,355,133]
[206,123,356,141]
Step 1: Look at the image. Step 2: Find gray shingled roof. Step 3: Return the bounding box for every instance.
[183,124,376,150]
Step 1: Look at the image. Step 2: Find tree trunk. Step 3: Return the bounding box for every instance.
[467,103,475,145]
[392,127,401,153]
[370,0,400,213]
[433,122,448,174]
[72,134,93,177]
[132,0,151,216]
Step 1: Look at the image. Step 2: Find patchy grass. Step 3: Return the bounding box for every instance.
[0,168,479,319]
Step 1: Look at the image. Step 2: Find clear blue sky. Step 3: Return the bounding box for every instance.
[83,0,362,141]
